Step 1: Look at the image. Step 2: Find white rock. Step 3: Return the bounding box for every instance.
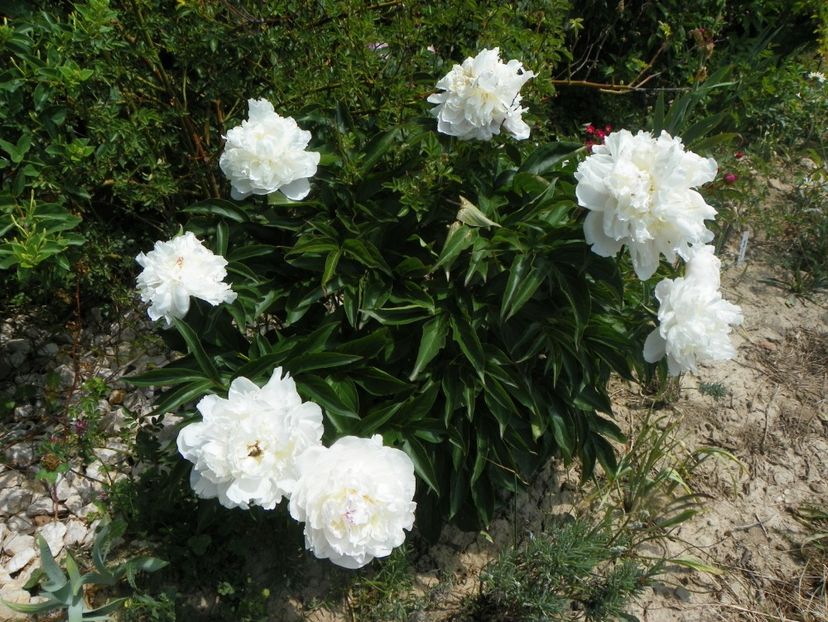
[76,503,97,519]
[0,470,23,489]
[25,495,54,517]
[54,363,75,387]
[12,405,32,420]
[86,460,109,482]
[0,586,30,620]
[95,448,120,466]
[6,515,33,535]
[0,488,33,516]
[3,444,34,468]
[63,520,87,547]
[37,522,66,556]
[54,472,77,501]
[2,534,34,556]
[64,495,84,514]
[5,548,36,574]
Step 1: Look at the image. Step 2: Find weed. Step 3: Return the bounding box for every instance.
[698,381,728,401]
[462,518,652,621]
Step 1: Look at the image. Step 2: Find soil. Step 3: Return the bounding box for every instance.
[301,252,828,620]
[2,241,826,622]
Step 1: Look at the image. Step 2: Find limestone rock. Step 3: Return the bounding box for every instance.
[37,522,66,556]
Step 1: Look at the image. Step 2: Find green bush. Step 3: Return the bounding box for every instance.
[131,117,645,533]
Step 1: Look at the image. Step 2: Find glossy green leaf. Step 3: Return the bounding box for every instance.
[410,313,448,380]
[171,318,220,384]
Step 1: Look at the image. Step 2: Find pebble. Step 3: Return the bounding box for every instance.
[5,548,36,574]
[6,516,33,536]
[63,520,87,547]
[2,534,34,556]
[37,522,67,556]
[55,472,76,501]
[38,343,59,357]
[3,444,35,468]
[25,495,55,518]
[54,363,75,387]
[0,489,33,516]
[0,470,23,489]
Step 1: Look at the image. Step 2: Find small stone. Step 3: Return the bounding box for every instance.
[0,488,33,516]
[3,444,35,468]
[55,475,74,502]
[800,157,818,170]
[38,343,59,357]
[12,405,33,420]
[673,586,692,602]
[6,515,34,535]
[64,495,84,514]
[0,470,23,489]
[810,481,826,494]
[76,503,97,519]
[54,363,75,387]
[37,522,66,556]
[64,520,87,547]
[25,495,54,518]
[5,548,36,574]
[2,534,34,555]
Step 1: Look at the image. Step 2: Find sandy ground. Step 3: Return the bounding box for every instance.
[301,250,828,621]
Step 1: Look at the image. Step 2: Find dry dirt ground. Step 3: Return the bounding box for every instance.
[300,253,828,621]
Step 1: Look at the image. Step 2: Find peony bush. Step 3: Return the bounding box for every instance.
[130,48,741,568]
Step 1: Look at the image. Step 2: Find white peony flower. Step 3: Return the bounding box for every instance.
[289,435,416,569]
[219,98,320,201]
[177,368,324,510]
[427,47,535,141]
[136,231,237,327]
[643,245,743,375]
[575,129,719,280]
[808,71,826,84]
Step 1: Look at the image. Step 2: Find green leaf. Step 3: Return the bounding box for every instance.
[171,318,220,384]
[403,437,440,495]
[518,142,581,175]
[81,598,129,620]
[37,535,67,590]
[149,379,215,416]
[359,128,399,174]
[126,367,207,387]
[295,375,360,431]
[322,248,341,286]
[450,315,485,379]
[410,314,449,380]
[432,223,476,275]
[284,352,362,375]
[353,367,410,395]
[500,256,546,321]
[215,221,229,256]
[184,199,249,222]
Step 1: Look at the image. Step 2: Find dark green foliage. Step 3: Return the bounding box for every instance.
[465,519,651,621]
[132,122,640,532]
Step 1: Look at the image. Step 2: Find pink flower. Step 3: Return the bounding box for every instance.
[724,172,737,184]
[734,151,745,160]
